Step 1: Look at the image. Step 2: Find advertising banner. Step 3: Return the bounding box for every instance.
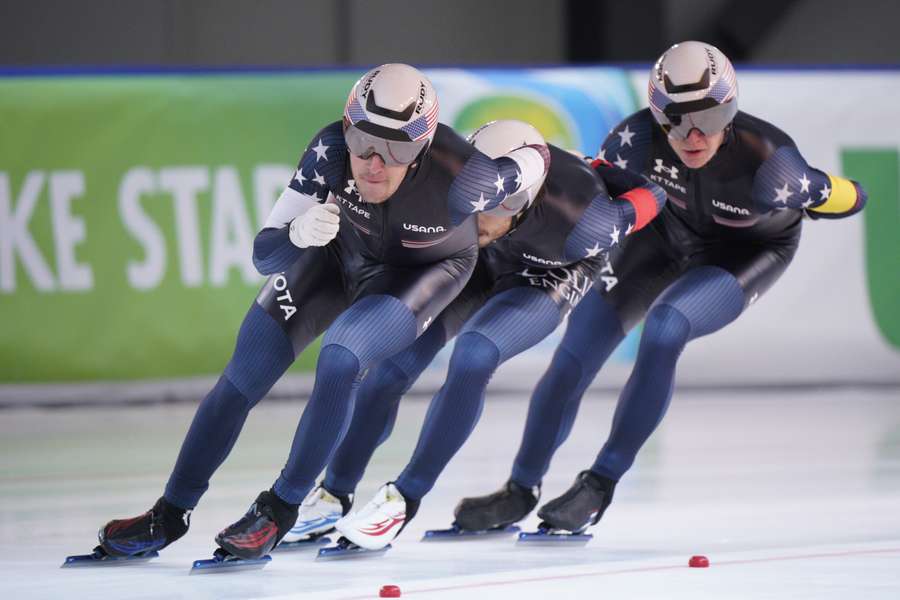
[1,67,897,401]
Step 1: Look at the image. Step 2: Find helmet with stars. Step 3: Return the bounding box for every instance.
[343,63,439,166]
[467,119,547,216]
[648,41,738,140]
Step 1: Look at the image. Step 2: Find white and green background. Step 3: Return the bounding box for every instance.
[1,67,897,403]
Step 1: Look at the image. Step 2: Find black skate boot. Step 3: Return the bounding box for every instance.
[453,479,540,531]
[98,496,191,557]
[215,490,298,560]
[536,470,616,533]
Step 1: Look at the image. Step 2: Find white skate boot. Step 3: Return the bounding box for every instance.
[335,483,419,550]
[280,485,351,545]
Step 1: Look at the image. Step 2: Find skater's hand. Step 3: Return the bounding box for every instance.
[289,203,340,248]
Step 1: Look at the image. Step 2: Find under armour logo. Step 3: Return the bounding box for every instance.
[654,159,679,180]
[422,316,432,331]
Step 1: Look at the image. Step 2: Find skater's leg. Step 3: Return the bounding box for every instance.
[395,286,564,501]
[164,303,295,509]
[272,295,419,504]
[592,266,744,479]
[324,321,449,496]
[510,288,626,487]
[221,253,476,557]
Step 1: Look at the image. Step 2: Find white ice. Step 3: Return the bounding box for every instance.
[2,387,899,599]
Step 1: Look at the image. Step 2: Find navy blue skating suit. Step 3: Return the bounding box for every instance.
[163,121,550,509]
[509,108,867,488]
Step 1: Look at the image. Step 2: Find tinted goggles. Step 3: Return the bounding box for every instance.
[658,98,737,140]
[344,123,428,166]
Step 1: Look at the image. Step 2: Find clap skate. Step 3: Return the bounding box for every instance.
[274,485,352,552]
[423,480,538,541]
[190,547,272,574]
[315,535,392,560]
[63,497,189,568]
[518,470,615,546]
[62,546,159,568]
[191,489,296,573]
[318,483,417,559]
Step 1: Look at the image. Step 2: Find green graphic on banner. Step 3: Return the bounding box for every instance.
[453,96,576,148]
[0,74,357,381]
[842,148,900,350]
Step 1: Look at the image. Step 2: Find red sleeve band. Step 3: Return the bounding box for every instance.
[591,158,612,169]
[619,187,659,231]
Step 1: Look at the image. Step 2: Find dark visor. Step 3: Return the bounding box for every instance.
[344,122,428,166]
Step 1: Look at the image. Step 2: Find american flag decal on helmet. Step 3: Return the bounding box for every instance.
[706,58,737,103]
[344,96,367,125]
[648,79,671,113]
[400,99,439,141]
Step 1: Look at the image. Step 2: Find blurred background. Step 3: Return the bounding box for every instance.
[1,0,898,406]
[2,0,900,67]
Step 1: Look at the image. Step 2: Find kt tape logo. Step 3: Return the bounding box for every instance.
[842,148,900,350]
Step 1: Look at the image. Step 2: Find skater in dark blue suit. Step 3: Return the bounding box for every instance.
[92,64,551,562]
[452,41,868,537]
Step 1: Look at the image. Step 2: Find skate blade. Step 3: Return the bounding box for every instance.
[422,524,520,541]
[315,542,391,561]
[190,552,271,574]
[517,529,593,546]
[61,548,159,568]
[273,536,331,552]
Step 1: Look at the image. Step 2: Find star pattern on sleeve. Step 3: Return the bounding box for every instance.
[311,138,330,162]
[584,242,603,258]
[614,154,628,169]
[470,193,490,212]
[617,125,635,147]
[293,168,306,186]
[819,184,831,200]
[494,173,506,196]
[609,225,621,246]
[773,182,793,204]
[798,173,811,194]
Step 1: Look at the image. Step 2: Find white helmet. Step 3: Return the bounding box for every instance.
[468,119,547,216]
[648,41,738,139]
[343,63,439,165]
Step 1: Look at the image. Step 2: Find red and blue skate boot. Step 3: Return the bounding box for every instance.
[99,496,190,556]
[215,489,298,560]
[63,497,190,567]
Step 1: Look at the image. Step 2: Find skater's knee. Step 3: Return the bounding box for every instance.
[551,345,587,385]
[317,344,362,381]
[448,332,500,381]
[363,359,413,401]
[640,305,691,356]
[208,371,257,411]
